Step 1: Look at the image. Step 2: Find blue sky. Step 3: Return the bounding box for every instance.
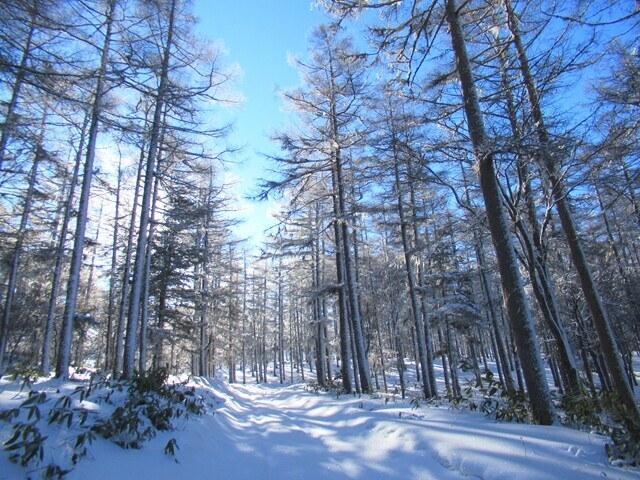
[193,1,328,244]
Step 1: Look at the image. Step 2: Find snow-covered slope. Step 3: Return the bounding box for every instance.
[3,374,635,480]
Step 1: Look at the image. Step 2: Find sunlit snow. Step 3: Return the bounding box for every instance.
[2,364,639,480]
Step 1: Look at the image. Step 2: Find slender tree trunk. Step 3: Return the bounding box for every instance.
[456,157,512,392]
[312,203,328,385]
[331,163,354,392]
[56,0,117,379]
[138,152,162,374]
[338,177,371,390]
[392,144,433,399]
[445,319,461,397]
[445,0,556,424]
[405,150,437,396]
[493,31,581,397]
[242,253,248,383]
[392,312,406,398]
[41,113,89,375]
[278,268,285,384]
[474,229,515,391]
[0,3,36,174]
[114,146,145,376]
[324,52,372,391]
[197,197,212,377]
[502,0,638,417]
[0,111,47,371]
[123,0,177,379]
[595,185,634,303]
[83,204,103,303]
[104,156,123,372]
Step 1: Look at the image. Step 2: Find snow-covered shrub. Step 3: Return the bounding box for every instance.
[558,390,604,431]
[602,396,640,468]
[558,391,639,467]
[441,371,531,423]
[0,369,205,477]
[304,380,344,398]
[90,369,204,448]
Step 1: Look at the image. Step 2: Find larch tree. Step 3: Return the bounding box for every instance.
[121,0,235,377]
[0,106,49,372]
[260,24,373,393]
[122,0,177,378]
[371,90,437,399]
[56,0,119,379]
[499,0,639,417]
[322,0,557,424]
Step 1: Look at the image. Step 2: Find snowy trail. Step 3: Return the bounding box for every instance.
[16,377,638,480]
[198,381,640,480]
[193,379,463,480]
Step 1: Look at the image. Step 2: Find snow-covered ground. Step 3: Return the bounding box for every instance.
[2,370,639,480]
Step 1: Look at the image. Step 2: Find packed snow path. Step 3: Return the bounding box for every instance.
[64,378,639,480]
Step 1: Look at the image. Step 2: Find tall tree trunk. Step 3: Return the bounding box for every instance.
[312,202,328,386]
[458,154,515,391]
[0,109,47,372]
[392,142,433,399]
[56,0,117,379]
[474,231,515,391]
[114,145,145,376]
[123,0,177,379]
[407,155,437,397]
[83,203,103,303]
[0,1,36,174]
[104,155,123,372]
[339,179,371,391]
[241,253,247,383]
[444,0,556,424]
[330,160,354,392]
[502,0,638,417]
[330,144,371,392]
[278,267,285,384]
[493,28,581,397]
[41,112,89,375]
[138,153,162,374]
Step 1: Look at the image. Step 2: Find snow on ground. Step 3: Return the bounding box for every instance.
[2,371,638,480]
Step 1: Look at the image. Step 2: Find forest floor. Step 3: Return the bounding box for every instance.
[2,366,640,479]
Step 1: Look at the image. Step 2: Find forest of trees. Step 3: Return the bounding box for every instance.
[0,0,638,430]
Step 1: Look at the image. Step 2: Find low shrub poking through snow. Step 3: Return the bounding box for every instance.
[0,369,205,477]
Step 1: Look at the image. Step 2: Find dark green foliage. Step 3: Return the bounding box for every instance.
[4,421,47,466]
[305,380,343,398]
[6,366,41,392]
[557,391,640,467]
[90,369,204,448]
[434,371,532,423]
[43,463,73,479]
[559,390,604,431]
[469,372,530,423]
[602,396,640,467]
[410,395,422,410]
[164,437,179,462]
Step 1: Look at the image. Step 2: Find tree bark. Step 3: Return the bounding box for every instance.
[56,0,117,379]
[114,145,145,375]
[0,109,47,372]
[41,113,88,375]
[104,155,123,373]
[123,0,177,378]
[392,140,433,399]
[502,0,639,417]
[445,0,557,424]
